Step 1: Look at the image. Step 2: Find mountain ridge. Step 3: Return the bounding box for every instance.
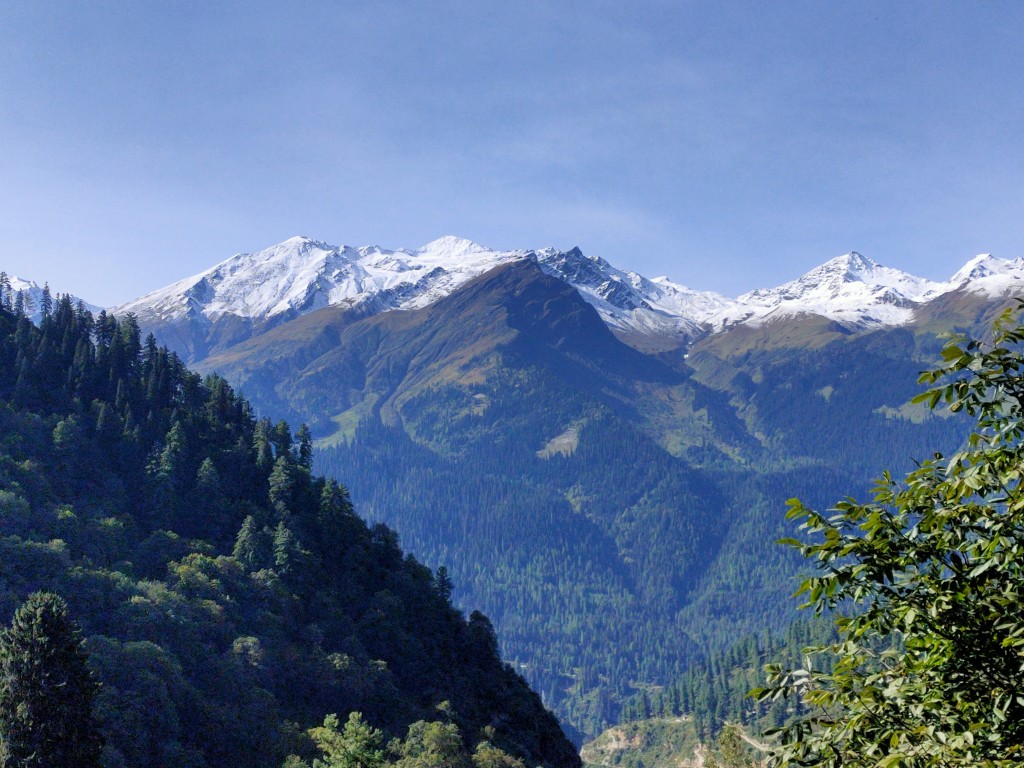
[196,260,687,441]
[103,236,1024,364]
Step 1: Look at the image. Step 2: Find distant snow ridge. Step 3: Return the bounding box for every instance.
[532,246,735,339]
[111,237,1024,345]
[4,276,101,326]
[948,254,1024,296]
[113,236,530,324]
[709,252,950,330]
[112,235,733,344]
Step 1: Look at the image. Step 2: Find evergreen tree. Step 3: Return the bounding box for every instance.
[39,282,52,319]
[435,566,454,602]
[272,419,293,458]
[254,418,275,470]
[0,591,103,768]
[269,455,296,510]
[234,515,273,572]
[273,519,302,577]
[308,711,388,768]
[297,423,314,469]
[13,290,31,319]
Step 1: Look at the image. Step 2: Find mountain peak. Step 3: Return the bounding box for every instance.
[265,235,336,254]
[418,235,491,258]
[950,253,1001,285]
[109,233,1024,366]
[947,253,1024,297]
[3,275,101,324]
[815,251,879,279]
[841,251,875,271]
[721,251,947,330]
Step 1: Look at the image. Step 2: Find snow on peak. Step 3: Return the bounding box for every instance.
[112,236,531,326]
[948,254,1024,296]
[109,235,1024,354]
[111,236,735,348]
[714,252,949,330]
[951,254,1011,284]
[418,236,490,259]
[531,246,735,339]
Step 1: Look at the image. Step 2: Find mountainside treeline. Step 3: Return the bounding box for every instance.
[0,292,579,768]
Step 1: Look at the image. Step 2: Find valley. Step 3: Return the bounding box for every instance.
[25,236,1012,742]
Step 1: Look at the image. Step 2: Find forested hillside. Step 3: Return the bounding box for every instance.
[0,289,579,768]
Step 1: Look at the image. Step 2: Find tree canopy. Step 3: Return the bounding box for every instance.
[755,302,1024,766]
[0,295,579,768]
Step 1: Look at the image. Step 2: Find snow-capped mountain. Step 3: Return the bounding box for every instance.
[113,236,521,324]
[948,254,1024,296]
[112,236,732,350]
[709,252,950,330]
[110,236,1024,363]
[2,275,101,325]
[532,247,735,340]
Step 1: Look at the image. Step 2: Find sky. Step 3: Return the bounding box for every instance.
[1,1,1023,307]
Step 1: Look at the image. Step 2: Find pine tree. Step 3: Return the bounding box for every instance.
[12,290,28,319]
[0,591,103,767]
[234,515,272,572]
[296,423,314,469]
[269,455,296,510]
[435,566,454,602]
[307,711,387,768]
[39,282,52,319]
[272,419,293,458]
[273,519,301,576]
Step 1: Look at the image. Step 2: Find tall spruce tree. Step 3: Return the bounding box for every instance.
[0,592,103,767]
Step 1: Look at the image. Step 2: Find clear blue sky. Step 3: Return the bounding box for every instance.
[1,1,1022,306]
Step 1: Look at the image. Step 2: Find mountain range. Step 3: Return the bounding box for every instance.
[105,236,1024,363]
[6,237,1022,741]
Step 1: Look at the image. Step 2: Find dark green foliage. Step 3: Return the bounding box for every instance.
[0,303,578,768]
[0,591,103,767]
[293,707,528,768]
[619,618,836,739]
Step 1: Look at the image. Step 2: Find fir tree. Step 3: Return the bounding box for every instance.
[39,282,52,319]
[435,566,454,602]
[0,591,103,768]
[308,711,387,768]
[296,423,314,469]
[234,515,273,572]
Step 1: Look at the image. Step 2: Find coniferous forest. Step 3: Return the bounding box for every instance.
[0,290,579,768]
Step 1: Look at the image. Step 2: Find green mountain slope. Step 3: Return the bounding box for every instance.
[0,297,579,768]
